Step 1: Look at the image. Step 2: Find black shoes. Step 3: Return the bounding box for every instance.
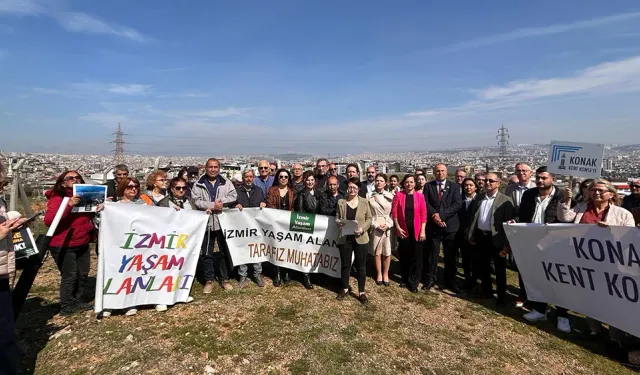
[60,302,93,317]
[273,273,282,287]
[302,274,314,290]
[358,294,368,304]
[336,290,348,301]
[375,280,383,286]
[445,284,461,294]
[283,272,291,284]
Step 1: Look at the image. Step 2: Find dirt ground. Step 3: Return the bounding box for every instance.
[14,251,639,375]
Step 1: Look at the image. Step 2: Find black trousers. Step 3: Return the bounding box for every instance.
[398,235,423,290]
[474,230,506,300]
[457,232,475,285]
[200,230,231,282]
[0,279,18,375]
[49,244,90,309]
[339,239,368,293]
[424,229,456,286]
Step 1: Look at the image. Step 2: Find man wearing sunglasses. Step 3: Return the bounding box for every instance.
[468,173,515,305]
[255,160,274,197]
[105,164,129,201]
[622,178,640,214]
[192,158,239,293]
[328,163,347,189]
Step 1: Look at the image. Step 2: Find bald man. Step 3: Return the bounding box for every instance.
[255,160,274,196]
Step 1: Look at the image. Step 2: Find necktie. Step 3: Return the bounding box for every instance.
[438,183,443,200]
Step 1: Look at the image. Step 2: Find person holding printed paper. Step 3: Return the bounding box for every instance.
[267,168,296,287]
[391,175,427,293]
[44,171,101,316]
[234,168,267,288]
[336,178,372,303]
[367,173,394,286]
[558,179,636,355]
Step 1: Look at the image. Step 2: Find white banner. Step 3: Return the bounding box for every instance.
[95,202,209,312]
[547,140,605,178]
[506,223,640,337]
[219,208,344,278]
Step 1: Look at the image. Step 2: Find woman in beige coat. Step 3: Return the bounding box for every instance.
[558,179,636,357]
[367,174,394,286]
[336,177,372,303]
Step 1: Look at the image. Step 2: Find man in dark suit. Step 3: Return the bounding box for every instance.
[468,173,515,305]
[515,166,571,333]
[423,163,462,292]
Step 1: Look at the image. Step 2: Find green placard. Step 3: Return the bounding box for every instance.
[289,212,316,234]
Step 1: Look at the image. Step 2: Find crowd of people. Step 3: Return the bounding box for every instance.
[1,158,640,372]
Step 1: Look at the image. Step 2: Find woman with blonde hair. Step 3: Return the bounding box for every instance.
[140,170,168,206]
[367,173,394,286]
[558,178,635,358]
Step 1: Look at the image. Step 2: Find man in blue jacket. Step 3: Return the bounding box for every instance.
[235,168,267,288]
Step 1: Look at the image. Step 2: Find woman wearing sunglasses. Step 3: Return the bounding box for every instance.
[44,170,102,316]
[140,170,168,206]
[158,177,197,211]
[266,168,296,287]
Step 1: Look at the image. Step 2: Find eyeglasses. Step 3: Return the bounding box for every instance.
[486,179,499,184]
[278,175,289,180]
[329,168,337,171]
[589,188,610,195]
[515,169,530,174]
[64,176,82,181]
[259,167,269,170]
[631,185,640,190]
[173,186,187,191]
[125,185,139,190]
[347,186,359,191]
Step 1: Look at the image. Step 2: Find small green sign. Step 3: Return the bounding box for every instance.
[289,212,316,234]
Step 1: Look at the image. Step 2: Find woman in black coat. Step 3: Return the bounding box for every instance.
[292,170,320,290]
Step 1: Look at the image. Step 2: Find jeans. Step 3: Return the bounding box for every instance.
[200,230,231,282]
[49,244,90,309]
[339,239,368,293]
[0,279,19,375]
[424,229,456,286]
[238,263,263,278]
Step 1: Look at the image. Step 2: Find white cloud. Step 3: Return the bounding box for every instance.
[0,1,149,42]
[442,12,640,53]
[106,84,152,95]
[190,108,248,118]
[407,56,640,117]
[53,12,149,42]
[0,0,43,15]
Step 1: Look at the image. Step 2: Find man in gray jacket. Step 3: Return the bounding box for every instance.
[192,158,238,293]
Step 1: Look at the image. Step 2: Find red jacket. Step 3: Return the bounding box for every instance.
[44,189,95,248]
[392,190,427,241]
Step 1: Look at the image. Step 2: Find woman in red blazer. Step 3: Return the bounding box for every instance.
[391,175,427,292]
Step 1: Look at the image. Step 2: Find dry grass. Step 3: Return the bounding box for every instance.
[15,251,638,375]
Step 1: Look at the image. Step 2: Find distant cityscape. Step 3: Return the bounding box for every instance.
[1,139,639,202]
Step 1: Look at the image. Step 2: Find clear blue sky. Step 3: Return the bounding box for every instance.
[1,0,639,155]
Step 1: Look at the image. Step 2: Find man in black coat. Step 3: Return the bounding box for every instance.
[235,168,266,288]
[105,164,129,201]
[515,166,572,333]
[423,163,462,292]
[318,176,344,216]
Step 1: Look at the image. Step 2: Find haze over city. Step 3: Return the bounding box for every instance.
[1,1,639,155]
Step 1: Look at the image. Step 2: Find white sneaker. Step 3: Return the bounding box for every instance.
[155,304,168,312]
[557,317,571,333]
[523,310,547,322]
[102,310,111,318]
[125,308,138,316]
[186,296,194,303]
